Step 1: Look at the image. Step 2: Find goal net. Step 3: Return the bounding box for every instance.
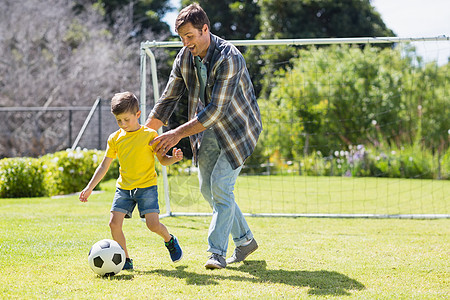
[140,36,449,219]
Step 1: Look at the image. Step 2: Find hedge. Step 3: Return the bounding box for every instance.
[1,145,448,199]
[0,148,118,198]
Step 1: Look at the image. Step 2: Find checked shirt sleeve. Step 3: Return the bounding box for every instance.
[150,53,186,126]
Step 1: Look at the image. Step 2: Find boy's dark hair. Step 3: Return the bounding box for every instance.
[175,3,210,33]
[111,92,139,115]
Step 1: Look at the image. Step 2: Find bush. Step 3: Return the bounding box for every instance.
[41,148,116,196]
[441,151,450,180]
[0,157,47,198]
[1,145,447,199]
[166,159,195,176]
[0,148,119,198]
[298,145,446,180]
[259,144,448,180]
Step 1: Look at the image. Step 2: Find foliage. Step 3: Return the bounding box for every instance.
[0,158,46,198]
[258,0,393,40]
[245,0,395,96]
[260,45,449,163]
[265,144,449,180]
[182,0,260,40]
[0,149,118,198]
[241,142,271,174]
[403,62,450,152]
[165,158,196,176]
[41,148,119,196]
[92,0,173,35]
[181,0,396,97]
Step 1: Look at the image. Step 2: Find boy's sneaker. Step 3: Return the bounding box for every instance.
[226,239,258,264]
[123,258,133,270]
[205,253,226,269]
[165,235,183,262]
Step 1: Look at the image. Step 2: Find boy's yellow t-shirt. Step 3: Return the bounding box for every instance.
[105,126,158,190]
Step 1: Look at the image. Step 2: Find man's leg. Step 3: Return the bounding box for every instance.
[198,129,253,258]
[207,151,251,256]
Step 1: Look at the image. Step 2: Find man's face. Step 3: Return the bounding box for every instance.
[177,22,210,58]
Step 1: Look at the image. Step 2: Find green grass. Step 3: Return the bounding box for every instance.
[167,175,450,215]
[0,178,449,299]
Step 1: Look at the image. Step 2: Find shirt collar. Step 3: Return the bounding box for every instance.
[193,33,215,66]
[203,33,216,64]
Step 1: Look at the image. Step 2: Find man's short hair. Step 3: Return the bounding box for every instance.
[175,3,210,32]
[111,92,139,115]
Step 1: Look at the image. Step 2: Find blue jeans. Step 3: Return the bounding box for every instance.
[198,128,253,256]
[111,186,159,218]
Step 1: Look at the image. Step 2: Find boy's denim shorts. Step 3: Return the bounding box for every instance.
[111,185,159,218]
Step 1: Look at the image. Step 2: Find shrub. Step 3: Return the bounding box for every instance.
[0,148,118,198]
[0,157,46,198]
[41,148,117,196]
[266,144,448,180]
[441,150,450,180]
[166,159,195,176]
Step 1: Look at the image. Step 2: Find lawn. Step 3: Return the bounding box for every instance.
[0,178,449,299]
[166,175,449,216]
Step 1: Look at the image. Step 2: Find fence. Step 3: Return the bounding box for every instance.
[0,99,122,158]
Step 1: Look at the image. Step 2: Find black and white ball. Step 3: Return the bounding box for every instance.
[88,239,125,276]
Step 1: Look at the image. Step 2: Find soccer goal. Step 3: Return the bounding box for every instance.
[140,36,450,219]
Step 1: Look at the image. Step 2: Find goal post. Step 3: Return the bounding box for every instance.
[139,36,450,219]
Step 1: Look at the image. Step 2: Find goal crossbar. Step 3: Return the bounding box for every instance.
[141,35,449,49]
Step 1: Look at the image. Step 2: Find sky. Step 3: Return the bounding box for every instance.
[162,0,450,64]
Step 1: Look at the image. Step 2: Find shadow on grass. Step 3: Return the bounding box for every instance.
[97,273,135,281]
[142,261,365,296]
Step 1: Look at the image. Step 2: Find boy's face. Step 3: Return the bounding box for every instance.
[114,110,141,132]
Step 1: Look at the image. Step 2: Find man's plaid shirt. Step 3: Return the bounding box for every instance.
[150,33,262,169]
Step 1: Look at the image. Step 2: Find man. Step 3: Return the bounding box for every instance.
[146,3,262,269]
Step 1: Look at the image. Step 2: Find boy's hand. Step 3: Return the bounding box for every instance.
[172,147,183,162]
[79,188,92,202]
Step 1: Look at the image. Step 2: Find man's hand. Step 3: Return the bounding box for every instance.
[150,129,182,156]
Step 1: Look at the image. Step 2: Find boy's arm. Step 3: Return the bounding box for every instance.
[156,147,183,166]
[79,156,113,202]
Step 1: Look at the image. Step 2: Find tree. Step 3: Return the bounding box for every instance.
[257,0,394,40]
[261,45,448,160]
[86,0,174,36]
[0,0,166,157]
[246,0,395,97]
[182,0,260,40]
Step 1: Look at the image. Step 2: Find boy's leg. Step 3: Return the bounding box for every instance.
[109,211,129,258]
[144,212,171,242]
[144,213,183,263]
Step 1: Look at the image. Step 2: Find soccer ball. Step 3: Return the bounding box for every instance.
[88,239,125,276]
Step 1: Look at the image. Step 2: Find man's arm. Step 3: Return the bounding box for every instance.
[145,117,165,132]
[148,117,206,155]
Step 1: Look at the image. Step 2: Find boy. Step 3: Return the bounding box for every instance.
[80,91,183,270]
